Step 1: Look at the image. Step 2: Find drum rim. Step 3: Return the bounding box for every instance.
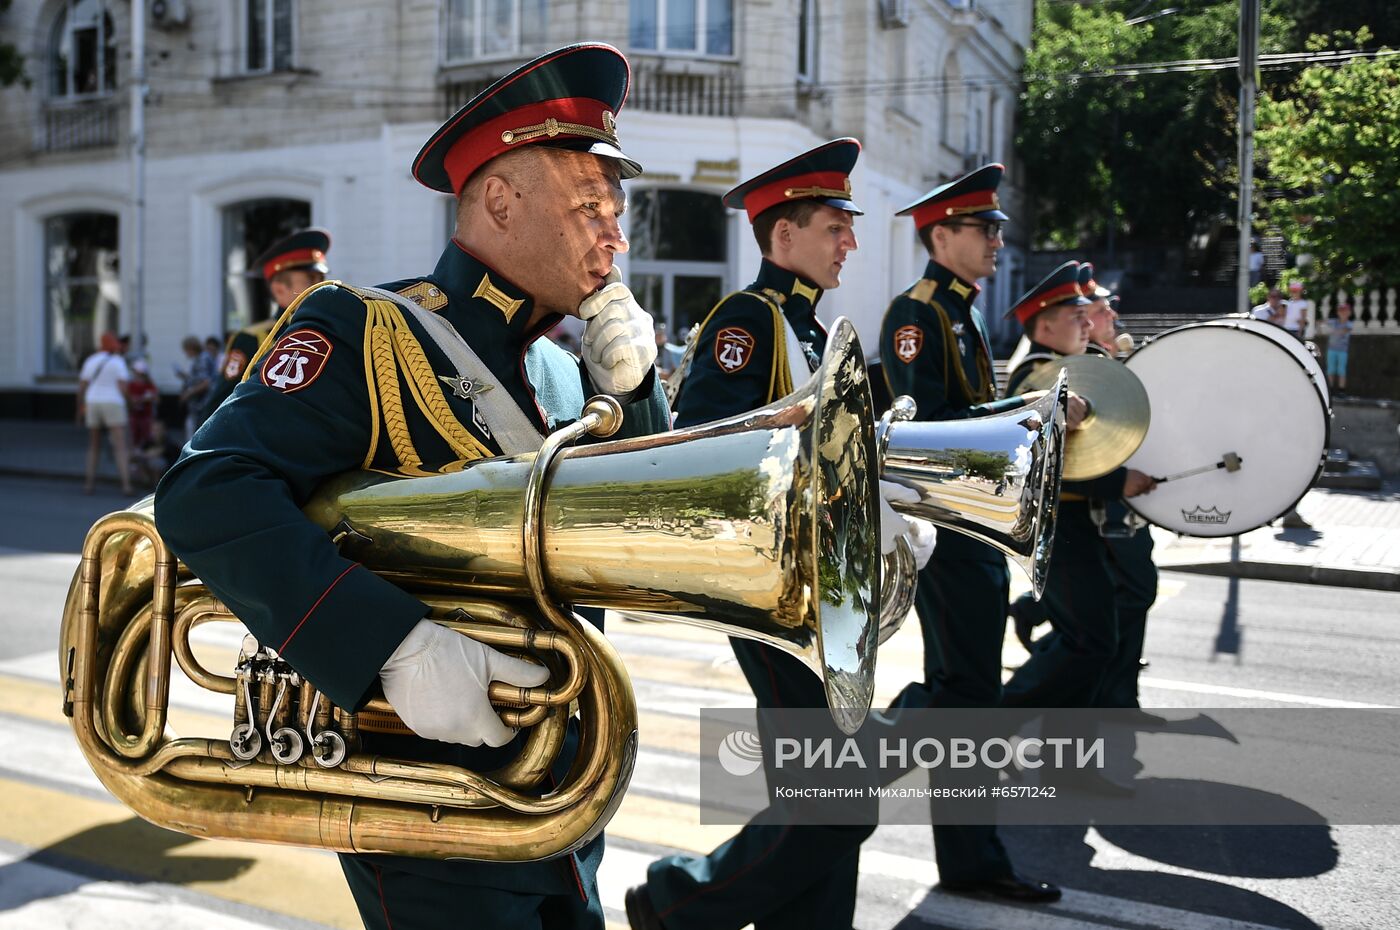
[1199,314,1331,407]
[1122,322,1331,538]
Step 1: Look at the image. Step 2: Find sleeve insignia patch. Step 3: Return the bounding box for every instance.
[715,327,755,373]
[261,329,333,393]
[894,325,924,363]
[223,349,248,381]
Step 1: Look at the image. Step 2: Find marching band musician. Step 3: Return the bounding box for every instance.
[1010,263,1161,717]
[625,139,934,930]
[156,43,670,930]
[1000,263,1157,794]
[876,163,1063,904]
[202,227,333,421]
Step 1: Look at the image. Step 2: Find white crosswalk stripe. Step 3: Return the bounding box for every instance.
[0,632,1302,930]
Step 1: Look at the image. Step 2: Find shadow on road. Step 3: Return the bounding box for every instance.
[0,817,253,913]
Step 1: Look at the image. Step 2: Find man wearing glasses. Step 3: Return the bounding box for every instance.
[877,163,1061,903]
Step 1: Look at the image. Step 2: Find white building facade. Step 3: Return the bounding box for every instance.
[0,0,1032,408]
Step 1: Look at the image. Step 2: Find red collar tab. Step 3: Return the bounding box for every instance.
[443,96,618,195]
[264,248,326,281]
[743,170,853,222]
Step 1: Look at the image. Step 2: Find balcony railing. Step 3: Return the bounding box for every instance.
[630,65,739,117]
[35,101,120,153]
[443,57,740,120]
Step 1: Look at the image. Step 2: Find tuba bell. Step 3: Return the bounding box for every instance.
[59,318,883,863]
[876,371,1068,600]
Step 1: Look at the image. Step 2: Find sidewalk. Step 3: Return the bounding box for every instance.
[2,417,1398,591]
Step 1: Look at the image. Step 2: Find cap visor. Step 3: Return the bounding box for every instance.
[821,197,864,216]
[587,141,643,179]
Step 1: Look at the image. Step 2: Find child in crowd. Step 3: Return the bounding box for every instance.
[1327,301,1354,395]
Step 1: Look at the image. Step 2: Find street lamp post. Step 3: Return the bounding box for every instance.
[1237,0,1260,313]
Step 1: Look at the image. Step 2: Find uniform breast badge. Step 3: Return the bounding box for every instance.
[439,375,495,440]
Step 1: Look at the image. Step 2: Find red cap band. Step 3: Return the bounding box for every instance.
[1013,282,1083,324]
[743,170,852,222]
[911,190,1001,231]
[442,96,615,195]
[264,248,326,281]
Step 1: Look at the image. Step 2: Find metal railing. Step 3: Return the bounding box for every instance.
[35,101,119,153]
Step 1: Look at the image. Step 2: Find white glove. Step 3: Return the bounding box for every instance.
[379,618,549,748]
[879,480,936,568]
[578,270,658,396]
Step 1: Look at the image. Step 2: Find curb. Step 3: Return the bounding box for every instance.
[1163,560,1400,593]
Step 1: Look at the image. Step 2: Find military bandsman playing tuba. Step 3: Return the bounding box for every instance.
[156,43,670,930]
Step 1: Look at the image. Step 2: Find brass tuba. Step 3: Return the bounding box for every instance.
[877,371,1068,601]
[59,318,882,863]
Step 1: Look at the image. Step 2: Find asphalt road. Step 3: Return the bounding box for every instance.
[1,474,1397,929]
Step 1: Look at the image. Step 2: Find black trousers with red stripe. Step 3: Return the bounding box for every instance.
[642,639,876,930]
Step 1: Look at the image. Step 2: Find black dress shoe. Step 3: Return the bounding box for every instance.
[625,885,666,930]
[940,873,1062,903]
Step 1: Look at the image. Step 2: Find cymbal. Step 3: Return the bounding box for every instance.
[1020,354,1150,481]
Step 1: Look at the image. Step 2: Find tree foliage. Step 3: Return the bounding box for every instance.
[1017,1,1310,251]
[1256,40,1400,288]
[0,0,25,88]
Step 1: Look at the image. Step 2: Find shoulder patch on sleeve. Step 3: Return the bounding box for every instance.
[261,329,333,393]
[893,324,924,363]
[396,281,449,311]
[223,349,248,380]
[714,326,756,373]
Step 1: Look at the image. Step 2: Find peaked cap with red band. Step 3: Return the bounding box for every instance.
[723,138,864,223]
[898,162,1009,232]
[1007,260,1089,325]
[253,227,331,283]
[413,43,642,195]
[1078,261,1112,299]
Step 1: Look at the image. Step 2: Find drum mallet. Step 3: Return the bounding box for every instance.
[1153,452,1242,483]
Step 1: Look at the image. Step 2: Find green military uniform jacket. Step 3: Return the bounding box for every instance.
[201,319,277,421]
[879,259,1026,559]
[1006,340,1127,501]
[672,259,826,427]
[154,240,669,894]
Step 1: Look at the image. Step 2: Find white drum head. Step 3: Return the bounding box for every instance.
[1124,325,1328,537]
[1201,315,1330,406]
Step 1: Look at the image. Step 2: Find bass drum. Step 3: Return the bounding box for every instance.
[1201,315,1331,406]
[1123,322,1330,537]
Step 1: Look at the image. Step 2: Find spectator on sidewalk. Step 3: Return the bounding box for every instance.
[76,332,133,495]
[177,335,216,440]
[1248,239,1265,287]
[1325,301,1354,396]
[1283,281,1312,339]
[126,360,159,448]
[1252,288,1284,325]
[133,419,181,487]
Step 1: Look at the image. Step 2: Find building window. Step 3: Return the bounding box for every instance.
[797,0,817,83]
[45,212,120,375]
[48,0,117,100]
[242,0,294,74]
[221,198,311,333]
[444,0,547,63]
[629,0,733,57]
[628,189,730,338]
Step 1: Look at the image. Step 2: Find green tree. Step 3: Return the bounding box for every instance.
[0,0,24,88]
[1255,42,1400,287]
[1018,1,1291,250]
